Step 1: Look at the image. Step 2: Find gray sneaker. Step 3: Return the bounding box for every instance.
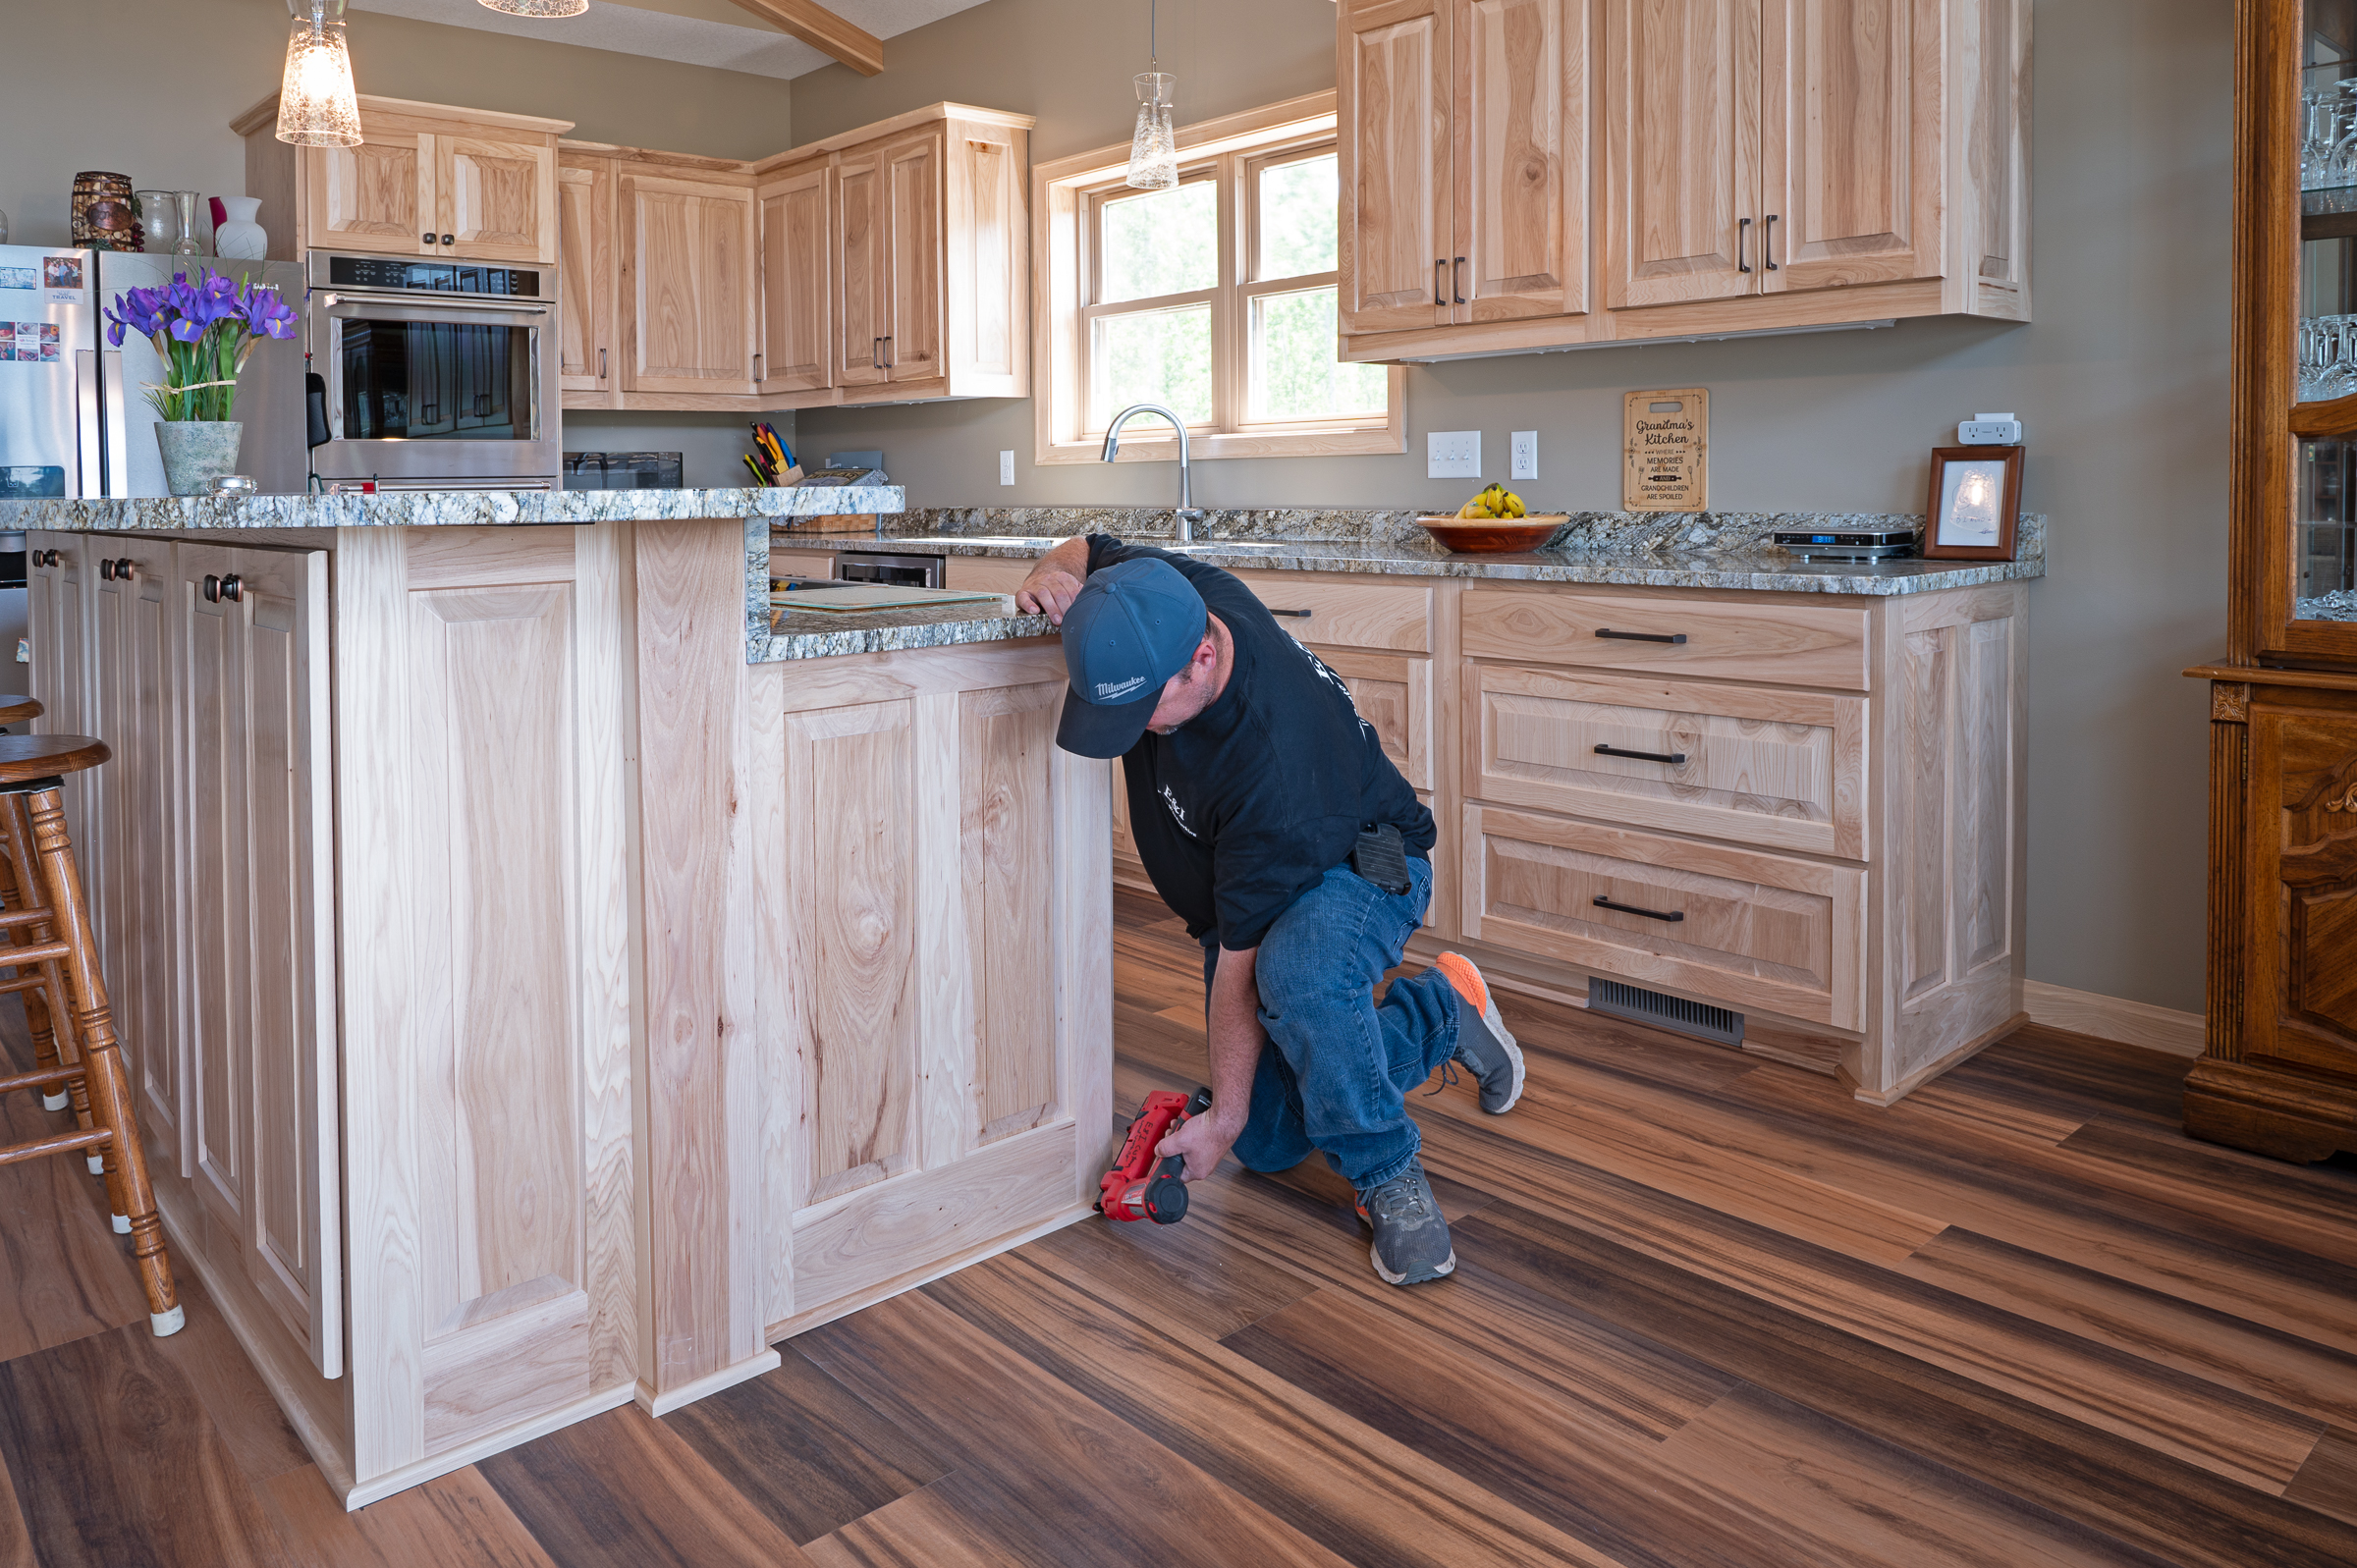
[1354,1159,1455,1285]
[1434,951,1524,1113]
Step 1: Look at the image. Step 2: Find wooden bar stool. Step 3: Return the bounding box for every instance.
[0,733,182,1335]
[0,694,89,1128]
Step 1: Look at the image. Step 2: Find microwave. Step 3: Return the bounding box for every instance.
[304,251,561,490]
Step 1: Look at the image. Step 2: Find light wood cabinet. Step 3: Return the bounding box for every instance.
[621,169,759,398]
[564,105,1030,414]
[557,158,615,394]
[758,165,833,397]
[1339,0,2028,361]
[1342,0,1582,337]
[236,95,570,264]
[31,533,341,1377]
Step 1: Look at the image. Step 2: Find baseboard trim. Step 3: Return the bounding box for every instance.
[2023,980,2203,1058]
[635,1348,783,1417]
[341,1380,637,1510]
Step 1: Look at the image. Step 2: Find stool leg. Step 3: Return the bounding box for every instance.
[0,830,91,1130]
[26,787,181,1336]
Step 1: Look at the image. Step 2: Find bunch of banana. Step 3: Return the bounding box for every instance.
[1457,482,1528,519]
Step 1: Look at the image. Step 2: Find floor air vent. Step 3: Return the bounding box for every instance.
[1588,978,1745,1048]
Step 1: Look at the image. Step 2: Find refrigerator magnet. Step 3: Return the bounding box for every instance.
[40,252,84,302]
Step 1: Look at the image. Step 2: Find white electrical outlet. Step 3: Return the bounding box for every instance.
[999,450,1015,486]
[1510,430,1538,480]
[1428,430,1481,479]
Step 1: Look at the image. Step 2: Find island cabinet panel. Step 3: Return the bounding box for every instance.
[26,542,100,924]
[1466,665,1866,858]
[337,524,635,1487]
[1869,585,2024,1098]
[750,644,1110,1339]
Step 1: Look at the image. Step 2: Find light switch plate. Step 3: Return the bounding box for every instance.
[1428,430,1481,479]
[999,450,1015,486]
[1510,430,1538,480]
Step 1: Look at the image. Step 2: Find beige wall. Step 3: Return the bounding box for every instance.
[0,0,791,249]
[793,0,2232,1018]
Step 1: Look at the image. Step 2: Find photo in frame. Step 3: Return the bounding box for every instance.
[1921,445,2023,561]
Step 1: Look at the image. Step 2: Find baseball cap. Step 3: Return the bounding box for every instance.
[1054,558,1208,758]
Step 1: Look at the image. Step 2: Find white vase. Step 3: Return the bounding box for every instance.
[214,197,267,261]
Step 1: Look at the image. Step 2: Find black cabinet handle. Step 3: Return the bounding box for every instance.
[99,559,116,581]
[202,574,220,603]
[872,336,881,369]
[34,550,58,568]
[1594,743,1685,766]
[1595,627,1686,644]
[203,573,243,604]
[883,335,893,365]
[441,234,455,246]
[1267,608,1312,619]
[1738,216,1752,274]
[1763,214,1779,271]
[1435,258,1446,306]
[1593,894,1684,924]
[421,232,434,245]
[599,348,606,379]
[1453,256,1466,303]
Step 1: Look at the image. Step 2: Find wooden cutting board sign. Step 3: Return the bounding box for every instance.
[1624,387,1709,512]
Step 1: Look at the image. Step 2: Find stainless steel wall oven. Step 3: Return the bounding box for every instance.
[305,252,561,490]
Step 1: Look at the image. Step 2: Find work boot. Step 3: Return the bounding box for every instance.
[1433,952,1524,1113]
[1355,1159,1455,1285]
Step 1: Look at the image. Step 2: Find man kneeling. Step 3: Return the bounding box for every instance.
[1022,535,1524,1284]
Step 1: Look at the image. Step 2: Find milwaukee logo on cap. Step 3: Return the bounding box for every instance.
[1095,676,1148,700]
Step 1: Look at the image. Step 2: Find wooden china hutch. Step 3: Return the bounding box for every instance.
[2188,0,2357,1160]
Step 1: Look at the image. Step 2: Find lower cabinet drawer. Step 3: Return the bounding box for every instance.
[1233,573,1432,653]
[1461,588,1871,691]
[944,555,1036,594]
[1463,804,1865,1030]
[1468,665,1865,858]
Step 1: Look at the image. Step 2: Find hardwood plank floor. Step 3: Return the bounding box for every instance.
[6,891,2357,1566]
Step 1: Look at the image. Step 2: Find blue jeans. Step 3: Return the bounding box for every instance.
[1200,856,1461,1192]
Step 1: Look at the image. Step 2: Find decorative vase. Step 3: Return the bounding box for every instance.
[215,198,267,261]
[172,191,203,258]
[155,422,244,497]
[136,189,178,253]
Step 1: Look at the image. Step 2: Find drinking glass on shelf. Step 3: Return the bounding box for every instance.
[136,189,177,253]
[2307,92,2339,189]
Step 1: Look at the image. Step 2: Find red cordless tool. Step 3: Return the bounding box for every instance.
[1097,1087,1214,1223]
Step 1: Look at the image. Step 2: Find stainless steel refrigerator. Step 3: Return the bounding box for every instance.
[0,244,105,502]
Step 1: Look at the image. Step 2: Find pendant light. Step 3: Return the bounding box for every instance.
[276,0,362,148]
[1126,0,1178,191]
[479,0,591,17]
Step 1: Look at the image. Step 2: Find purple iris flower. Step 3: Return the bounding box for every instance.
[245,286,300,340]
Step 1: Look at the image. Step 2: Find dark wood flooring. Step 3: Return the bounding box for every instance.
[6,885,2357,1564]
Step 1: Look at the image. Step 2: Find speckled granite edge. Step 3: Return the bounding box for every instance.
[884,505,2049,565]
[0,484,905,532]
[755,598,1056,662]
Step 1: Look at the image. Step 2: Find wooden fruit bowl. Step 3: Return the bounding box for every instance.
[1415,513,1570,554]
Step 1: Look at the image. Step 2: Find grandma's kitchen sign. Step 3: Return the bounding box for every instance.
[1623,388,1708,512]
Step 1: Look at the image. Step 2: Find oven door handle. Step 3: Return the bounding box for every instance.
[317,291,551,324]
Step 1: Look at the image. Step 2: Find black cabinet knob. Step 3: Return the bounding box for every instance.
[441,234,455,245]
[422,231,434,244]
[220,573,243,602]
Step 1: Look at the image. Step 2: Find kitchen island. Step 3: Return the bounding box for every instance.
[0,489,1108,1507]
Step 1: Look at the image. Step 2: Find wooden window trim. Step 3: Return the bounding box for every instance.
[1033,90,1405,466]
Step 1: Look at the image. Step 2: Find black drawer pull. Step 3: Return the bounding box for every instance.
[1595,743,1685,766]
[1595,627,1686,644]
[1267,608,1312,619]
[1593,894,1683,923]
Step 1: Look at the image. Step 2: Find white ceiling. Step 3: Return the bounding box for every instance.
[349,0,996,81]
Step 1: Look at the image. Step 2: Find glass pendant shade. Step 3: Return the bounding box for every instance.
[479,0,591,16]
[1127,73,1178,191]
[276,1,362,148]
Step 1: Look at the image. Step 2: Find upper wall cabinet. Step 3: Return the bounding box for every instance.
[234,94,569,265]
[1339,0,2028,362]
[751,103,1032,411]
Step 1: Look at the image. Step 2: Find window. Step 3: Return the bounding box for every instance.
[1035,92,1403,465]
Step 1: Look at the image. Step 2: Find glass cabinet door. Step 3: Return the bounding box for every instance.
[2298,0,2357,623]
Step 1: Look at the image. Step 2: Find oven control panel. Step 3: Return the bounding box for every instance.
[322,255,542,296]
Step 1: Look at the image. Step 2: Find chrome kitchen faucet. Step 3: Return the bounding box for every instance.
[1101,403,1205,544]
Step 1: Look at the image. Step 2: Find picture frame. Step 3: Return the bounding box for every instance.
[1920,445,2023,561]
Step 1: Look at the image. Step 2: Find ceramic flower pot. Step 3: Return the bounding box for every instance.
[156,421,244,496]
[215,198,267,261]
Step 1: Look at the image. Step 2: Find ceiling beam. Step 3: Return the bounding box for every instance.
[723,0,884,75]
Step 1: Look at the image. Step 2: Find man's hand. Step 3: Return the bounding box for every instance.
[1014,566,1083,622]
[1014,535,1093,623]
[1157,1107,1244,1182]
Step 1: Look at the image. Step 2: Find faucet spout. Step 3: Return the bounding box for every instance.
[1102,402,1202,543]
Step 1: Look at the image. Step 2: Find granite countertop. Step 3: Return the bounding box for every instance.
[777,506,2050,597]
[0,484,906,532]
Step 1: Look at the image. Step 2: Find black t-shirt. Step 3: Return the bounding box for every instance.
[1085,534,1436,950]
